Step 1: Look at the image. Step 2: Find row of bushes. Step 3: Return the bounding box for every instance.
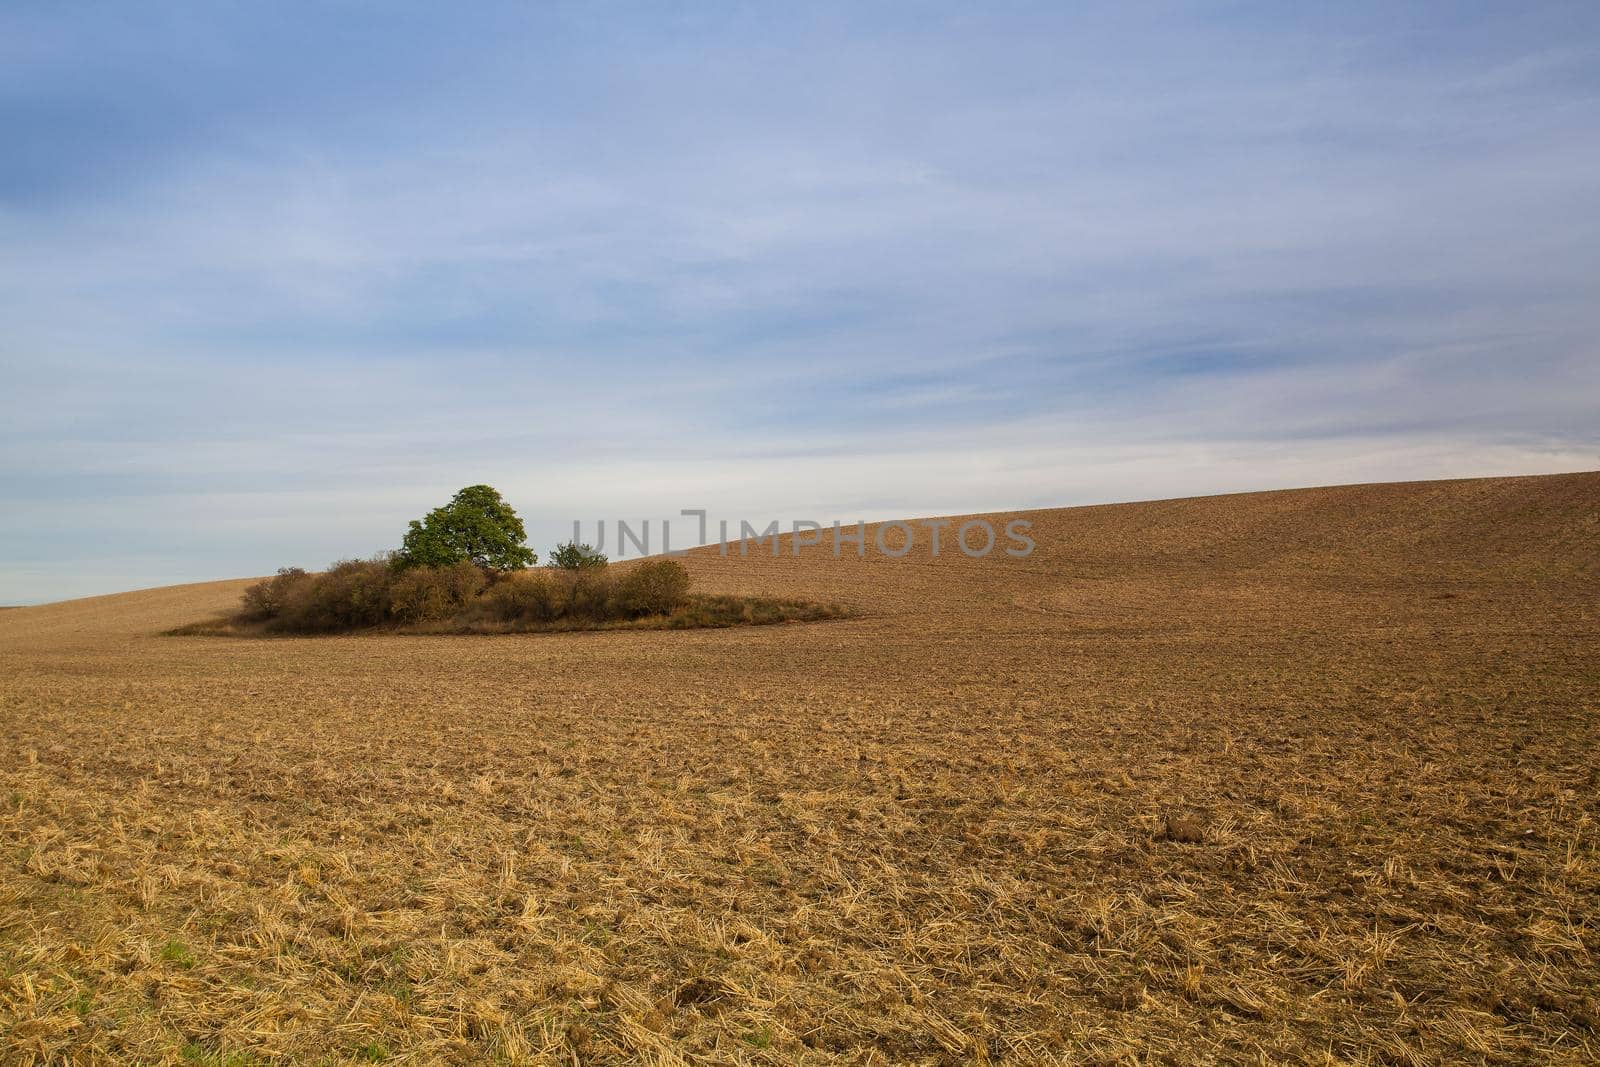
[481,561,688,624]
[240,558,691,633]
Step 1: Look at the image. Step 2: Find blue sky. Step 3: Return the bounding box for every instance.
[3,2,1598,602]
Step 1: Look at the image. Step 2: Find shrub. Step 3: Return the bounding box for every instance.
[547,542,608,570]
[389,561,487,623]
[240,567,311,620]
[214,540,846,636]
[481,570,561,623]
[394,485,536,571]
[552,566,616,619]
[613,559,691,616]
[274,559,394,632]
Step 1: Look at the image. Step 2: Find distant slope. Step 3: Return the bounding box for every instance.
[677,469,1600,615]
[0,578,259,645]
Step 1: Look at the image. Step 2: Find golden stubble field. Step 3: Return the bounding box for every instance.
[3,473,1598,1065]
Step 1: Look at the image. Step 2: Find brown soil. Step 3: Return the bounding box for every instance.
[3,472,1597,1064]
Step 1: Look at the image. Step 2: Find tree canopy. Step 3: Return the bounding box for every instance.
[546,541,608,570]
[395,485,536,571]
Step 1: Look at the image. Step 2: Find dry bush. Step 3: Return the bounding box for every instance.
[239,566,311,620]
[273,559,395,632]
[464,567,616,625]
[449,564,838,632]
[388,561,487,623]
[477,569,561,623]
[613,559,691,616]
[550,566,617,621]
[210,556,835,636]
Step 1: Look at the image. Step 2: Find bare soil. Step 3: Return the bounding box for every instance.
[3,472,1597,1064]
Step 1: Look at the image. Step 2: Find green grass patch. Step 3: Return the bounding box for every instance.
[159,940,197,969]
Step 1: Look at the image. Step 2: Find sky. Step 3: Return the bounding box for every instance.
[2,1,1598,603]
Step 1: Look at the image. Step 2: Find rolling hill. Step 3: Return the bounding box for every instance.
[3,472,1597,1063]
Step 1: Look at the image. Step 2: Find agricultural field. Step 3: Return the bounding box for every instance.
[2,472,1598,1064]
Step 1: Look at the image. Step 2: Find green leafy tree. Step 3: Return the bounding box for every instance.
[396,485,536,571]
[547,541,608,570]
